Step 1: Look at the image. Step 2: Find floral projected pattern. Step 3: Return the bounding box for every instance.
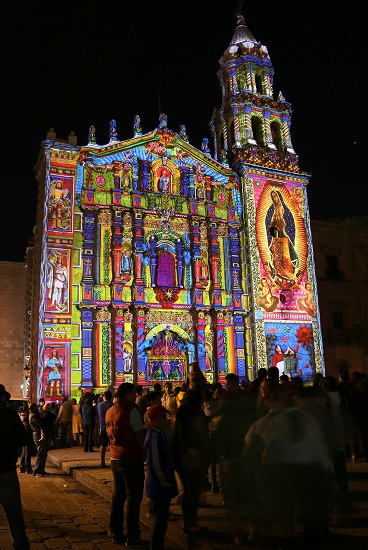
[265,322,315,380]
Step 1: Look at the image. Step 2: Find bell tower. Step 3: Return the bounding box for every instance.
[211,12,324,378]
[212,12,297,169]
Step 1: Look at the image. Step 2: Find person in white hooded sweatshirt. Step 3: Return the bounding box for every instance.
[243,384,330,550]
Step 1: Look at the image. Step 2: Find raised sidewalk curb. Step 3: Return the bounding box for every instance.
[46,446,231,549]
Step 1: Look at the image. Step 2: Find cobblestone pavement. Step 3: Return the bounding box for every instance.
[0,458,180,550]
[0,446,367,549]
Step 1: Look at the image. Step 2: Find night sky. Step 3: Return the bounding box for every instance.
[1,1,365,262]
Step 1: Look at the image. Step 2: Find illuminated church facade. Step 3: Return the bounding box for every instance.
[27,14,324,401]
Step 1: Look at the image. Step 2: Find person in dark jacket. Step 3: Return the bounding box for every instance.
[42,402,57,450]
[0,383,30,549]
[171,389,210,535]
[18,405,34,474]
[81,397,96,452]
[212,375,258,545]
[97,390,113,467]
[144,404,178,550]
[29,402,48,477]
[106,382,147,547]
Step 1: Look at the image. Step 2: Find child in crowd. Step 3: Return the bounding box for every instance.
[143,404,178,549]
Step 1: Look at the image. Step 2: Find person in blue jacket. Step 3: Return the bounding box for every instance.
[143,404,178,550]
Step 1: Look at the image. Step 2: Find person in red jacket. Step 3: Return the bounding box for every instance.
[106,382,148,548]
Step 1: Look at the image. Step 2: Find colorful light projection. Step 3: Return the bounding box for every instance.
[47,178,73,231]
[45,248,70,314]
[265,321,315,380]
[41,344,71,399]
[252,177,320,379]
[255,181,308,292]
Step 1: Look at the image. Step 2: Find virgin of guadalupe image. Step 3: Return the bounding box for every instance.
[267,190,299,288]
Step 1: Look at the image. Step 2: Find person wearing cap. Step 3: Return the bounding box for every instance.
[143,404,178,550]
[106,382,148,548]
[0,383,30,549]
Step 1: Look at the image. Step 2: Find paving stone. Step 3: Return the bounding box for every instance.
[43,538,72,548]
[79,523,107,534]
[70,543,99,549]
[37,527,64,538]
[72,516,98,525]
[33,519,56,528]
[62,531,90,543]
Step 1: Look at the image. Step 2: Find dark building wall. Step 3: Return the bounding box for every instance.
[0,261,26,399]
[311,220,367,377]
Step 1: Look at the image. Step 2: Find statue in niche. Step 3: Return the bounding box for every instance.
[121,249,132,276]
[158,158,171,193]
[123,347,133,372]
[159,172,169,192]
[195,256,209,286]
[121,167,131,191]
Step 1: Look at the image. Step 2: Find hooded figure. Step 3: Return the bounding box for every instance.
[143,404,178,549]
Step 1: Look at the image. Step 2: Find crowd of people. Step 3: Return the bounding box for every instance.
[1,364,368,550]
[104,365,368,549]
